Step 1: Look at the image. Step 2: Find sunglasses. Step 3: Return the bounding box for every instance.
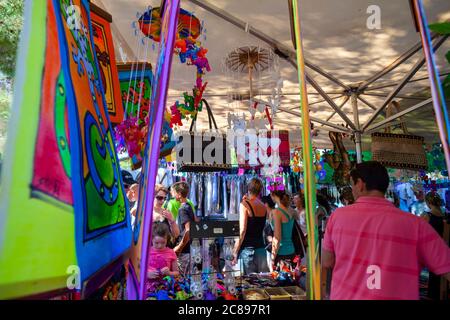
[155,196,166,201]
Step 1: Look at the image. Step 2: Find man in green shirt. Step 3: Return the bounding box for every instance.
[164,186,196,221]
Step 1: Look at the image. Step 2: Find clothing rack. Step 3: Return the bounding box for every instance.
[157,167,305,219]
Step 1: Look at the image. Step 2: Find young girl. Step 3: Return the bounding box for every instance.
[147,223,179,281]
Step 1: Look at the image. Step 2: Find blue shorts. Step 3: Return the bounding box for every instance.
[239,247,269,275]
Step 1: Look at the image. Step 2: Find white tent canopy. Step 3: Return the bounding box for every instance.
[92,0,450,150]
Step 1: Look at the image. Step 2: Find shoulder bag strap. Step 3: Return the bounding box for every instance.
[245,200,256,217]
[188,99,217,132]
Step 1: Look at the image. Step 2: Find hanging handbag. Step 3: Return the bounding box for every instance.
[263,221,274,253]
[175,99,232,172]
[292,219,307,259]
[371,101,427,170]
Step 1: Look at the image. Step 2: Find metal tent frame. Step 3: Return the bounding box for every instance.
[187,0,449,163]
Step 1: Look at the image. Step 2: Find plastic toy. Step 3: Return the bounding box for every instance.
[155,290,170,300]
[170,34,211,129]
[204,291,216,300]
[221,292,238,300]
[175,291,190,300]
[169,103,183,128]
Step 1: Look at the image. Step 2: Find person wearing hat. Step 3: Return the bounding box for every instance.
[122,170,139,228]
[122,170,136,190]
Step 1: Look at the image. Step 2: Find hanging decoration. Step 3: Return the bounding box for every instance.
[137,7,210,129]
[291,147,326,183]
[114,4,181,169]
[169,34,211,128]
[224,46,280,131]
[247,100,273,130]
[323,131,354,188]
[227,113,247,131]
[248,78,283,130]
[267,168,286,191]
[113,4,156,170]
[139,7,201,42]
[116,62,154,169]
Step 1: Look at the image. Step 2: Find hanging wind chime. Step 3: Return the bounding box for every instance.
[224,46,280,131]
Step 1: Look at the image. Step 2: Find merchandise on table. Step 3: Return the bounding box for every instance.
[264,287,291,300]
[242,288,270,300]
[283,286,307,300]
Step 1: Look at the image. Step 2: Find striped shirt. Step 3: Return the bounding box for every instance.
[323,196,450,300]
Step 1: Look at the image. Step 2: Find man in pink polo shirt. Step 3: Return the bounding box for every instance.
[322,161,450,300]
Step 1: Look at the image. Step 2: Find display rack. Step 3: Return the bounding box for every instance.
[188,219,241,299]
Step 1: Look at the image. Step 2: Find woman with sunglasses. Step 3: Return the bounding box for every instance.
[153,184,180,248]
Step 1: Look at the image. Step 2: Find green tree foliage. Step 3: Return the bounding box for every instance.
[0,85,11,156]
[429,22,450,100]
[0,0,24,78]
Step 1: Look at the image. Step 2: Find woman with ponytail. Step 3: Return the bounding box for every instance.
[270,190,298,271]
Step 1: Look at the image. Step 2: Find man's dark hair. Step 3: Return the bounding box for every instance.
[350,161,389,194]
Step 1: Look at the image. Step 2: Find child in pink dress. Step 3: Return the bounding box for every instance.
[147,222,179,281]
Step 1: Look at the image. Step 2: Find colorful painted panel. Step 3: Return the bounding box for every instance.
[117,62,153,121]
[31,16,72,206]
[52,0,131,281]
[0,1,76,299]
[120,66,155,298]
[117,63,175,164]
[117,62,153,169]
[90,4,124,125]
